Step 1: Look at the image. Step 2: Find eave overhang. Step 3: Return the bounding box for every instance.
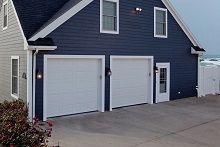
[27,37,57,51]
[191,46,206,55]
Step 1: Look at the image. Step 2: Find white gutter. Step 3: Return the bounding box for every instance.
[28,45,57,51]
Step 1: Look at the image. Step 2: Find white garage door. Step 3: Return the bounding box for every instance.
[111,57,151,108]
[45,57,102,118]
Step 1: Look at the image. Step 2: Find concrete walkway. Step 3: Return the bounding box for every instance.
[49,95,220,147]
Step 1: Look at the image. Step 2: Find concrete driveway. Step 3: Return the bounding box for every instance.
[49,95,220,147]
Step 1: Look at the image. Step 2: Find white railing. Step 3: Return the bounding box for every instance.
[198,66,220,97]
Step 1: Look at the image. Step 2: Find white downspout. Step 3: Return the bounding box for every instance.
[32,49,39,119]
[27,50,33,120]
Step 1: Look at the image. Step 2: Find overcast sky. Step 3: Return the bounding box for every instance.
[170,0,220,55]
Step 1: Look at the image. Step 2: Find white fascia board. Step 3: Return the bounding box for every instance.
[10,0,28,50]
[28,45,57,51]
[161,0,202,48]
[29,0,94,41]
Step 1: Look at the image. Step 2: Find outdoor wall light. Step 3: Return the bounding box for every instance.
[154,66,159,74]
[135,7,143,12]
[36,70,43,80]
[105,67,112,77]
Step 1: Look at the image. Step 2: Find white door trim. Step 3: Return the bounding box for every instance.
[156,62,170,103]
[110,56,154,111]
[43,55,105,121]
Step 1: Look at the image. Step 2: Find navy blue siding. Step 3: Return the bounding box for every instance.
[35,0,198,119]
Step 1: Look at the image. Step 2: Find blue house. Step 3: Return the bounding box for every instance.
[0,0,205,120]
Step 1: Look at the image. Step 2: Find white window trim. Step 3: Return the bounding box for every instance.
[154,7,168,38]
[100,0,119,34]
[11,56,19,99]
[2,0,9,30]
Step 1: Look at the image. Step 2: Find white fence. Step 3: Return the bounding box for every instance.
[198,66,220,97]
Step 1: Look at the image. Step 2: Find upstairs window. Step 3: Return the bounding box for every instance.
[100,0,119,34]
[2,0,8,30]
[154,7,167,38]
[11,56,19,99]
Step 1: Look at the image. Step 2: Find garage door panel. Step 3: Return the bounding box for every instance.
[113,86,147,94]
[75,59,99,69]
[46,57,102,118]
[113,72,148,81]
[113,78,147,88]
[47,81,75,94]
[76,72,99,88]
[114,59,148,69]
[114,65,147,71]
[111,58,150,108]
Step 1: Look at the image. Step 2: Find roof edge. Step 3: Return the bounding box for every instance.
[29,0,93,41]
[29,0,203,48]
[10,0,28,49]
[161,0,202,48]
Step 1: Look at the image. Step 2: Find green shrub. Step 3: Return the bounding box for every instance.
[0,99,53,147]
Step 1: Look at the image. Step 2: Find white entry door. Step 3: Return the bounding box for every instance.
[156,63,170,103]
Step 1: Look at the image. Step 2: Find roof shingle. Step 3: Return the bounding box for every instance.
[13,0,70,39]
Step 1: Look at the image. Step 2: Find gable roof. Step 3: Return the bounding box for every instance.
[12,0,70,39]
[29,0,92,41]
[161,0,201,47]
[12,0,202,48]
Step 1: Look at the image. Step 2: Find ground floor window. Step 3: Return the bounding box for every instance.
[11,56,19,99]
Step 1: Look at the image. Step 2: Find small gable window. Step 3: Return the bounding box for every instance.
[100,0,119,34]
[11,56,19,99]
[154,7,167,38]
[2,0,8,30]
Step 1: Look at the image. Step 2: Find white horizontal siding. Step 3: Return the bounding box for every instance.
[0,0,27,102]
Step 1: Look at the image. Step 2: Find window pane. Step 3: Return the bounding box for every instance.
[12,77,18,94]
[4,16,7,27]
[102,0,117,31]
[12,59,18,95]
[156,10,165,23]
[3,4,8,27]
[4,4,7,16]
[12,59,18,76]
[156,9,166,36]
[156,23,166,35]
[160,68,167,93]
[103,0,116,16]
[103,16,117,31]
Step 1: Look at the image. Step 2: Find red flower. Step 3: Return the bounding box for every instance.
[47,121,53,127]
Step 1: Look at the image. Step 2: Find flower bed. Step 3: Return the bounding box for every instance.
[0,99,53,147]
